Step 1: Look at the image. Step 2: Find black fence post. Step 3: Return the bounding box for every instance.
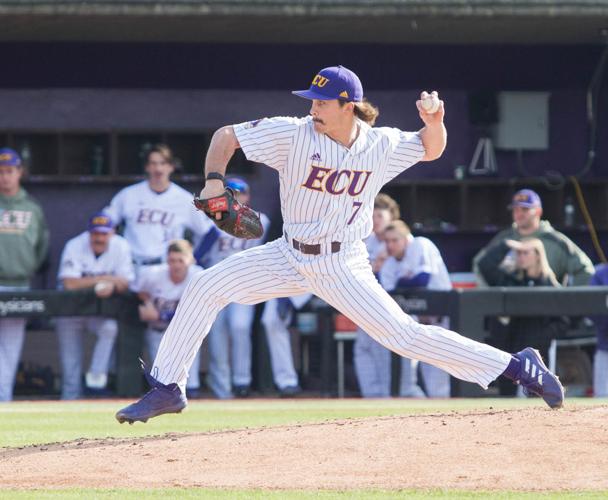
[319,307,334,397]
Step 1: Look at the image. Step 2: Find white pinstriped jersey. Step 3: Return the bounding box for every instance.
[104,181,213,262]
[233,116,424,245]
[200,213,271,268]
[57,232,135,286]
[379,236,451,292]
[132,263,203,331]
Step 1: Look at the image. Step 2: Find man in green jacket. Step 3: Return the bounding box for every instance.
[0,148,49,401]
[473,189,594,286]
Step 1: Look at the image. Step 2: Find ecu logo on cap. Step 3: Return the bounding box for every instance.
[312,74,329,88]
[91,216,110,226]
[0,154,11,161]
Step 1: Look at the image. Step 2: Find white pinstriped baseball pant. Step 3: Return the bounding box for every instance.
[152,238,511,391]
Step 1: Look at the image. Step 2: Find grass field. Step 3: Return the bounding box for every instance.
[1,397,607,499]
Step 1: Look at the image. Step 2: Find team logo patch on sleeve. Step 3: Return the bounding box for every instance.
[244,119,262,129]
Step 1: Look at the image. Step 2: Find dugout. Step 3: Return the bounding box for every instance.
[1,0,607,394]
[1,286,606,398]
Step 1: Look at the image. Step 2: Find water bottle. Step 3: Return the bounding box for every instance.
[453,165,465,180]
[564,197,575,228]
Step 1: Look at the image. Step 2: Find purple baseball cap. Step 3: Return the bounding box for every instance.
[509,189,542,209]
[292,65,363,102]
[0,148,21,168]
[88,212,114,233]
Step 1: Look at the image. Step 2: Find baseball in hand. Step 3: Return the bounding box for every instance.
[94,281,113,297]
[421,92,440,114]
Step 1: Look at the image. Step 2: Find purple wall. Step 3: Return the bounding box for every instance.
[3,87,605,179]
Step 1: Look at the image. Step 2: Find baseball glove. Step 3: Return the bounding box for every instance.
[193,188,264,239]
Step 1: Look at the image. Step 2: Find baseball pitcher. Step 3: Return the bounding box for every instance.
[117,65,564,424]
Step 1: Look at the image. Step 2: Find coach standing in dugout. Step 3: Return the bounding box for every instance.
[0,148,49,401]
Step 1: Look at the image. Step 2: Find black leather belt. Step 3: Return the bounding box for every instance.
[290,237,341,255]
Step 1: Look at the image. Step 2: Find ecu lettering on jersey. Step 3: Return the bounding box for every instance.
[136,209,175,226]
[103,181,214,262]
[233,115,425,245]
[302,166,372,196]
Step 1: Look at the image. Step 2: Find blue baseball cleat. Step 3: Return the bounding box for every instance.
[115,365,187,424]
[515,347,564,409]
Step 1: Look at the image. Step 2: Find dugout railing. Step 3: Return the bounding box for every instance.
[1,287,607,397]
[0,290,143,397]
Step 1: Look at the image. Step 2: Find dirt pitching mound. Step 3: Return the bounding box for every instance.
[1,405,607,491]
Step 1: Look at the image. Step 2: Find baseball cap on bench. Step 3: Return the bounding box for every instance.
[292,65,363,102]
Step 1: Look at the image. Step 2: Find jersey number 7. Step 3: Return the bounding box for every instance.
[347,201,363,225]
